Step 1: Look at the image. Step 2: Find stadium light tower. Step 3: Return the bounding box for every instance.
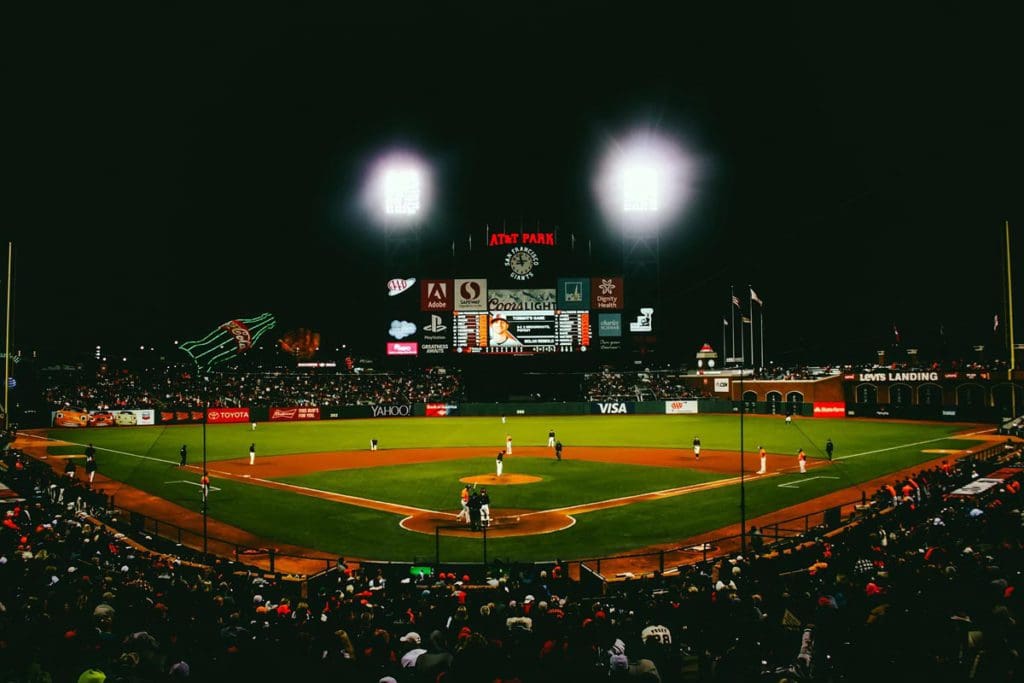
[362,150,433,274]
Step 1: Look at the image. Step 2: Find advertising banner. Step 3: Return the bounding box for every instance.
[812,402,847,418]
[206,408,251,424]
[425,402,459,417]
[386,342,419,356]
[454,278,488,311]
[714,378,730,393]
[557,278,590,311]
[591,401,635,415]
[598,313,622,337]
[591,277,624,310]
[269,407,321,421]
[52,409,156,428]
[159,410,207,424]
[665,400,699,414]
[420,280,454,311]
[488,289,556,311]
[370,404,413,418]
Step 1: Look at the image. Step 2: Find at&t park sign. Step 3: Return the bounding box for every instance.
[488,231,555,247]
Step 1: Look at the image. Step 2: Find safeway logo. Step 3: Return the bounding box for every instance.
[597,402,628,414]
[813,402,847,418]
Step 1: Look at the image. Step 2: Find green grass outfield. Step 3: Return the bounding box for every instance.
[39,415,989,562]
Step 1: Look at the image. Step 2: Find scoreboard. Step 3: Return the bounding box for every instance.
[453,310,591,354]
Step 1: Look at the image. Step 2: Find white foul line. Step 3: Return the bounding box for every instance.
[778,475,840,488]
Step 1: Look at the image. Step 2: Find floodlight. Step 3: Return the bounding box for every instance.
[384,168,421,216]
[362,150,432,226]
[593,128,699,231]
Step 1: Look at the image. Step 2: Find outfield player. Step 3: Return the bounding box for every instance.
[505,434,513,455]
[252,420,257,431]
[496,450,504,477]
[798,448,807,473]
[757,445,767,475]
[547,429,556,448]
[249,442,256,466]
[785,414,792,425]
[692,436,701,461]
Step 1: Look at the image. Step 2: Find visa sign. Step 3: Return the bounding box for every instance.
[591,402,634,415]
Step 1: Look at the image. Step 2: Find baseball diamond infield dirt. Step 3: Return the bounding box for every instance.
[15,429,998,576]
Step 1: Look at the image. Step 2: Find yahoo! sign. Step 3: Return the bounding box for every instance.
[370,404,412,418]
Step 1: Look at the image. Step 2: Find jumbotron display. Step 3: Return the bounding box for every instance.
[453,310,591,354]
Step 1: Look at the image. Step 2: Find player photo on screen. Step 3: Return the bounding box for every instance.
[488,313,522,347]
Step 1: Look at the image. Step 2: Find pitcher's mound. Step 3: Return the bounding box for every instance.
[460,474,541,485]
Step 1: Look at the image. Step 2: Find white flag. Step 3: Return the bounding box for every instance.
[750,288,762,305]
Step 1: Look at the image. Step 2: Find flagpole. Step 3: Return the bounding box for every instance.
[730,286,736,364]
[760,304,765,371]
[1006,220,1016,417]
[748,286,755,371]
[722,318,727,365]
[740,309,745,365]
[3,242,11,427]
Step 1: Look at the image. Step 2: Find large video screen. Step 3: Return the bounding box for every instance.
[453,310,590,354]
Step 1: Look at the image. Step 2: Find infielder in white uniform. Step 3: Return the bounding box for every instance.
[479,487,491,527]
[496,450,504,477]
[249,443,256,466]
[547,429,555,448]
[505,434,512,455]
[757,445,767,475]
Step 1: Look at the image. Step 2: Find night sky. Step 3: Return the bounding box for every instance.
[4,4,1021,365]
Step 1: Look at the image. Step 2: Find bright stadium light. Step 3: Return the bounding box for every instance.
[593,128,700,231]
[362,150,432,226]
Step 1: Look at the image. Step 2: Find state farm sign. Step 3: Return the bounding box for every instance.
[270,407,321,421]
[812,402,846,418]
[206,408,250,424]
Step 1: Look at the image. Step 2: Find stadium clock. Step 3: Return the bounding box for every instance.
[505,246,540,281]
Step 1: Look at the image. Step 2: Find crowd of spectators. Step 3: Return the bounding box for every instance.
[584,370,710,402]
[2,435,1023,681]
[41,365,463,411]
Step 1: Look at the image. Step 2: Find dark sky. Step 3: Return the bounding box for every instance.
[3,3,1021,365]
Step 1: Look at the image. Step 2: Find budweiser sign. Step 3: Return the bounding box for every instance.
[207,408,251,424]
[270,407,321,421]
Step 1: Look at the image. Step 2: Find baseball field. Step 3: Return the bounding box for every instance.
[25,414,990,564]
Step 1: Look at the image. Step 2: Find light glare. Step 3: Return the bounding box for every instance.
[384,168,421,216]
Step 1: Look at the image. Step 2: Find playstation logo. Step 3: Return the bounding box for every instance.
[424,314,448,333]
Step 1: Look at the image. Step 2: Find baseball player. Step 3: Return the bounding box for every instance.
[201,471,211,501]
[479,487,491,528]
[496,450,504,477]
[825,438,834,461]
[692,436,701,461]
[555,440,563,461]
[456,484,470,522]
[785,414,792,425]
[249,442,256,466]
[757,445,767,475]
[501,414,507,424]
[547,429,556,448]
[797,448,807,473]
[251,420,257,431]
[179,444,187,467]
[85,453,97,483]
[370,438,378,451]
[505,434,512,455]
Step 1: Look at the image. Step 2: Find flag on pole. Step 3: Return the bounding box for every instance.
[722,317,729,326]
[732,295,741,308]
[750,288,762,305]
[893,323,901,343]
[180,313,277,371]
[994,314,1000,332]
[742,316,752,324]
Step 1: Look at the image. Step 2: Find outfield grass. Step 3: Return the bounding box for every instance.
[39,415,987,561]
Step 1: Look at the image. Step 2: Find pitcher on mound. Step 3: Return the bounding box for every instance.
[496,450,505,477]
